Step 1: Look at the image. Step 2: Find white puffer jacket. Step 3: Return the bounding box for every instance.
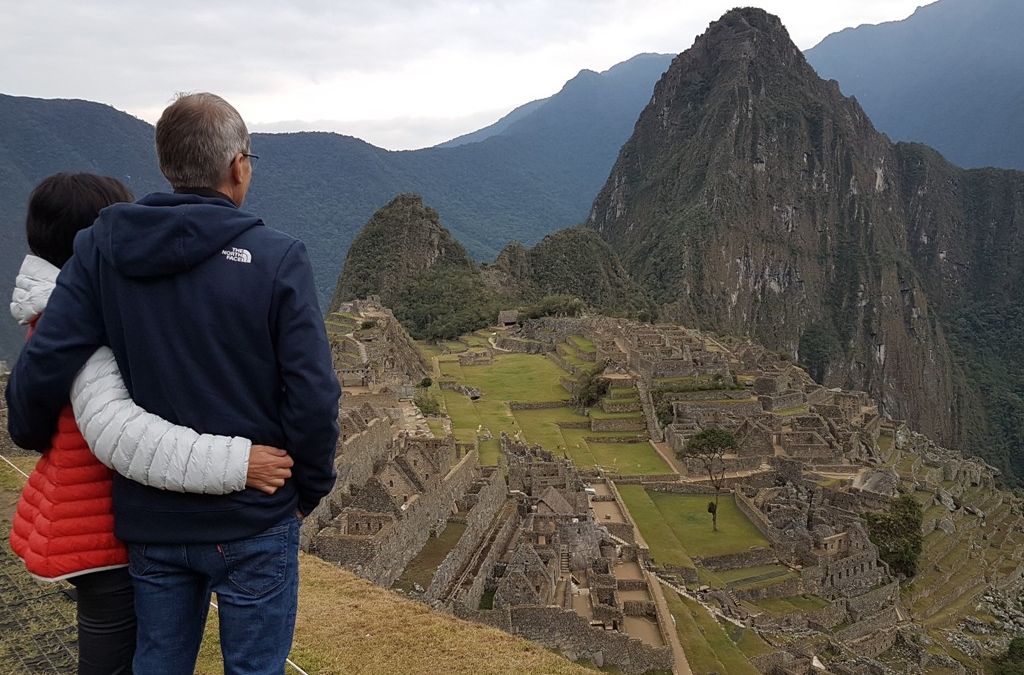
[11,255,251,494]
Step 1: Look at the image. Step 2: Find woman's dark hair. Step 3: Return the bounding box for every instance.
[26,173,134,268]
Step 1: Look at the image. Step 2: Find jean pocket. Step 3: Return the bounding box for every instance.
[128,544,153,577]
[219,522,295,597]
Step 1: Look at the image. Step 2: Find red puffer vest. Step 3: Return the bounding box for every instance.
[9,346,127,581]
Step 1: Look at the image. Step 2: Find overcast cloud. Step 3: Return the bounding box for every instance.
[0,0,929,149]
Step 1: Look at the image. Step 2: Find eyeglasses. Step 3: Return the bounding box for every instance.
[241,152,259,169]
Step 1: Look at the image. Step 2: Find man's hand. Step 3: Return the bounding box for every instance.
[246,445,294,494]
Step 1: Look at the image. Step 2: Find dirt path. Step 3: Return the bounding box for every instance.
[646,570,693,675]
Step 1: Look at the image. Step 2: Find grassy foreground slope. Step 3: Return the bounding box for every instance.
[197,554,590,675]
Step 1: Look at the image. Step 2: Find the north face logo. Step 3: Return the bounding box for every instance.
[221,247,252,263]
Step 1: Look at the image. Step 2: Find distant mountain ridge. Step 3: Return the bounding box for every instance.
[0,53,671,360]
[437,53,673,149]
[805,0,1024,170]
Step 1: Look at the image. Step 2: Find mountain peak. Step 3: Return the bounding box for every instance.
[330,193,473,311]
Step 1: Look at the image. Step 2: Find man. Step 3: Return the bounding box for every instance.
[6,92,340,674]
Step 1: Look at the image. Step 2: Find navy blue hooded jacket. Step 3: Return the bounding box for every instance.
[5,191,340,544]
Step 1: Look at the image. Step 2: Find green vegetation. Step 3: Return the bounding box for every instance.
[414,388,442,416]
[991,637,1024,675]
[663,591,760,675]
[394,266,502,340]
[619,485,775,586]
[523,229,656,320]
[798,322,841,383]
[863,493,923,578]
[754,595,830,615]
[433,351,667,473]
[521,294,586,319]
[571,367,609,408]
[945,302,1024,484]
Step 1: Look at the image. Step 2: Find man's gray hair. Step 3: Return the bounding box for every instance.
[155,92,250,189]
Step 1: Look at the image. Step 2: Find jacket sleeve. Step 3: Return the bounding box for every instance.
[271,241,340,515]
[5,233,105,450]
[70,347,253,494]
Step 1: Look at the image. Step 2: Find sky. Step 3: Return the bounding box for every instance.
[0,1,930,150]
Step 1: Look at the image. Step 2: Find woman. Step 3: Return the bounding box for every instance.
[8,173,280,674]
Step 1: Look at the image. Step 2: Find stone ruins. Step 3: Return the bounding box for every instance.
[303,303,1023,674]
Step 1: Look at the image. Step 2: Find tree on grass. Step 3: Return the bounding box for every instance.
[678,428,737,532]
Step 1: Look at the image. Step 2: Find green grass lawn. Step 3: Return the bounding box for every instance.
[568,335,596,353]
[440,390,515,467]
[616,485,695,570]
[393,521,468,592]
[648,492,770,558]
[728,623,775,659]
[664,591,759,675]
[753,595,831,615]
[587,441,671,475]
[715,564,796,589]
[458,354,570,402]
[461,334,491,348]
[619,487,773,570]
[439,359,464,379]
[426,418,446,437]
[512,407,583,451]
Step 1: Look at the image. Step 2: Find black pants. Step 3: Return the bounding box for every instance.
[69,567,136,675]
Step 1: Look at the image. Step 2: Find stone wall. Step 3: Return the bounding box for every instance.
[672,399,764,417]
[508,401,568,410]
[300,414,396,548]
[591,416,647,433]
[678,454,763,477]
[313,448,481,587]
[845,581,899,621]
[426,470,508,601]
[507,606,674,674]
[458,350,493,366]
[694,547,778,572]
[732,575,803,603]
[833,605,901,642]
[494,335,552,354]
[759,390,806,411]
[456,507,523,610]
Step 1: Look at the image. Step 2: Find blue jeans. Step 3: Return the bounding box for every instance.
[128,517,300,675]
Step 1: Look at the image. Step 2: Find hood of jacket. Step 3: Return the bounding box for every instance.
[91,192,263,278]
[10,254,59,325]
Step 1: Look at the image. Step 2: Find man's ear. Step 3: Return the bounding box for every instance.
[229,153,245,185]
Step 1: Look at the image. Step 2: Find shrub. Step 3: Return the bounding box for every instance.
[571,365,609,408]
[522,294,586,319]
[418,377,433,389]
[862,493,923,578]
[414,389,442,416]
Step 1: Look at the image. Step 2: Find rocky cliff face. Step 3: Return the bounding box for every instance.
[587,8,1023,470]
